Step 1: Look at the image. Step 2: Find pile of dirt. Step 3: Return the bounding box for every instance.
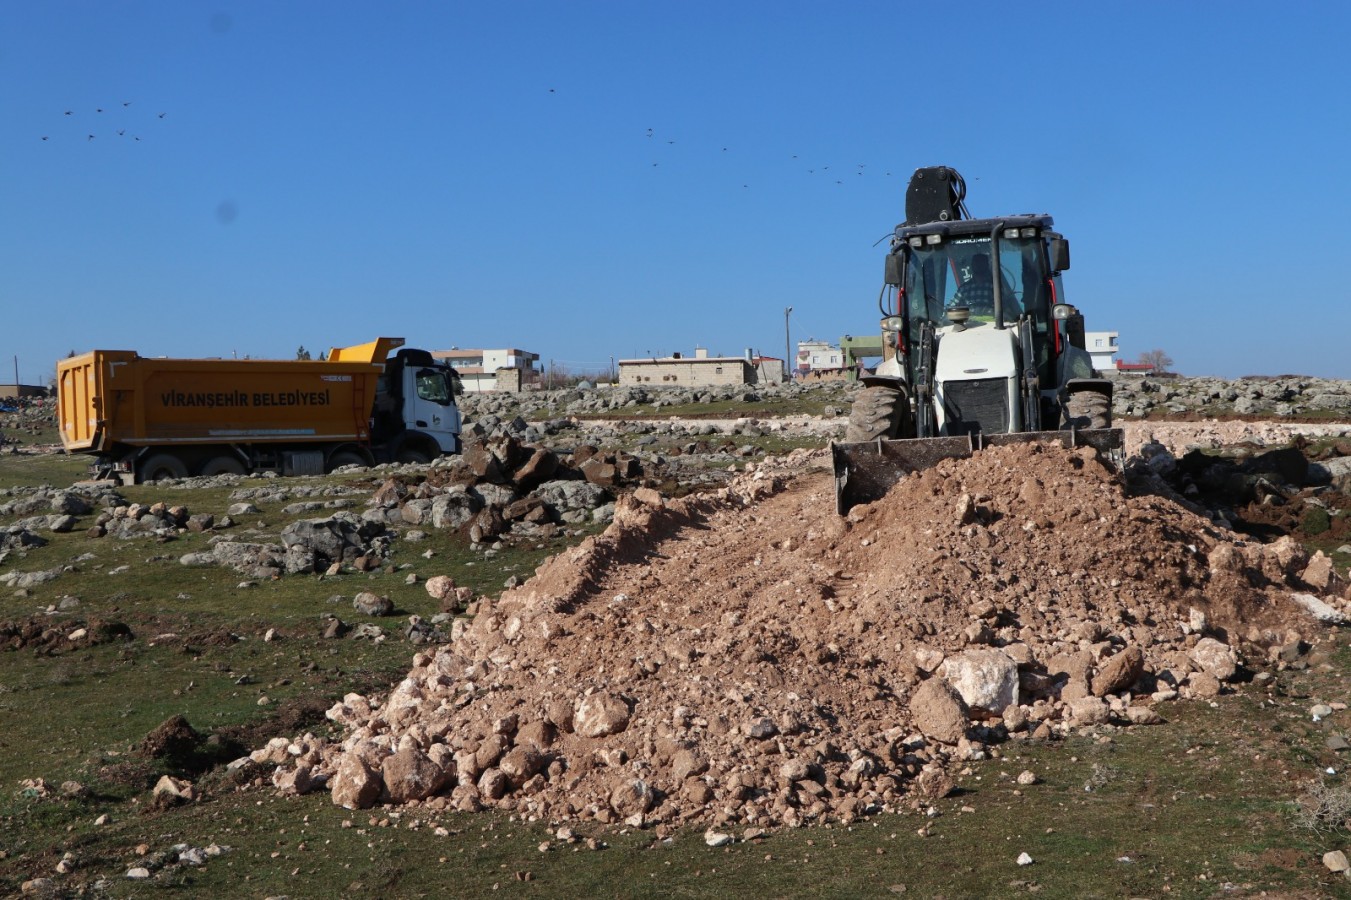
[263,443,1347,828]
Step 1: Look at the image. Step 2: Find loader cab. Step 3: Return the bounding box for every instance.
[887,215,1064,388]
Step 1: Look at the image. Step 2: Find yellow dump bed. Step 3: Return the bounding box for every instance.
[57,339,402,453]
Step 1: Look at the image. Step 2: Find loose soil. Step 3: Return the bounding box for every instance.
[274,442,1343,827]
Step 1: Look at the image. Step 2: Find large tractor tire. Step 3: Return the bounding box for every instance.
[845,386,911,443]
[1064,391,1112,430]
[139,452,189,482]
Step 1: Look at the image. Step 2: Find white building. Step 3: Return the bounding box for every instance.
[796,339,844,378]
[431,347,541,393]
[1085,331,1119,373]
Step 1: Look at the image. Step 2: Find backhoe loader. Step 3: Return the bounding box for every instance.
[832,166,1123,513]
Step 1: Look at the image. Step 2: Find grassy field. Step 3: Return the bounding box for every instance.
[4,449,1351,896]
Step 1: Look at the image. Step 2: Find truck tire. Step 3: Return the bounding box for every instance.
[327,451,368,472]
[1064,391,1111,430]
[140,453,189,482]
[393,433,438,465]
[396,447,433,464]
[845,386,910,443]
[200,455,246,477]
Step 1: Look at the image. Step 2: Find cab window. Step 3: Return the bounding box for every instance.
[415,370,452,404]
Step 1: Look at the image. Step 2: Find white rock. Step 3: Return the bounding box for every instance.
[1017,852,1034,866]
[940,649,1019,712]
[1291,592,1348,625]
[704,829,733,847]
[126,867,151,879]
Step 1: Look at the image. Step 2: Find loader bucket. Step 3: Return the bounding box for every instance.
[831,428,1124,514]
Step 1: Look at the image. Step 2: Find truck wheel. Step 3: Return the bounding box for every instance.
[140,453,189,482]
[328,451,368,472]
[1064,391,1112,430]
[200,455,246,477]
[393,434,437,465]
[396,447,433,465]
[845,386,910,443]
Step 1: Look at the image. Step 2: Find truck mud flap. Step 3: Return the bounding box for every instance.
[831,428,1124,514]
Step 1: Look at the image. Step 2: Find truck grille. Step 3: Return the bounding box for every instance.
[942,378,1009,435]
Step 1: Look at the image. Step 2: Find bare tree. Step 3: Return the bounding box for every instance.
[1138,349,1174,374]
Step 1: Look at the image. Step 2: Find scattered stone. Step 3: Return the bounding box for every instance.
[704,829,733,847]
[353,591,394,617]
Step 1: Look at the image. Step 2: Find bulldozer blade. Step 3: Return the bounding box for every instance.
[832,428,1124,514]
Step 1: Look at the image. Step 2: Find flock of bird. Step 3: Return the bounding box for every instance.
[542,88,912,190]
[639,123,897,190]
[39,102,167,143]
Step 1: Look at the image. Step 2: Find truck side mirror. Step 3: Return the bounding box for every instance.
[884,251,903,286]
[1050,238,1070,272]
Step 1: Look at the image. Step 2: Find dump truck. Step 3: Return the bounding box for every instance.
[57,337,462,484]
[832,166,1123,513]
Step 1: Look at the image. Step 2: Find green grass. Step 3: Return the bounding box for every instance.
[0,450,86,489]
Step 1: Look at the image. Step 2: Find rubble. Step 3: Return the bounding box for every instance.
[264,441,1346,826]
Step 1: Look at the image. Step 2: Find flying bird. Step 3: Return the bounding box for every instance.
[158,112,166,118]
[64,110,72,116]
[117,129,125,136]
[41,136,48,141]
[87,134,95,141]
[122,101,131,107]
[96,107,103,113]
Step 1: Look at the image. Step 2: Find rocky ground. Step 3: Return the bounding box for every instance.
[252,435,1351,831]
[4,375,1351,841]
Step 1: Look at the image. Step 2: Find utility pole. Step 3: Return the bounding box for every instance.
[784,307,793,381]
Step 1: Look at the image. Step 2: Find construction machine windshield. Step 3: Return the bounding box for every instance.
[902,233,1050,329]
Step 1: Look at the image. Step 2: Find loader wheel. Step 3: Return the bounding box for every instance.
[1064,391,1112,430]
[199,455,246,477]
[139,453,189,482]
[845,386,911,443]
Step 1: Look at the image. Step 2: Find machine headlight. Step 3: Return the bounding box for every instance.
[880,316,903,333]
[925,234,942,245]
[908,236,923,248]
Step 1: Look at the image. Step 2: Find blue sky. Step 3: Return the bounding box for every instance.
[4,1,1350,383]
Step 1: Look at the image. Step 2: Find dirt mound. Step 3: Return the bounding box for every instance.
[266,443,1345,828]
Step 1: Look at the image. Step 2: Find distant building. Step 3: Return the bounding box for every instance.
[430,347,540,393]
[752,356,785,384]
[0,383,47,400]
[1085,331,1119,373]
[796,339,847,380]
[618,348,760,387]
[1112,359,1155,376]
